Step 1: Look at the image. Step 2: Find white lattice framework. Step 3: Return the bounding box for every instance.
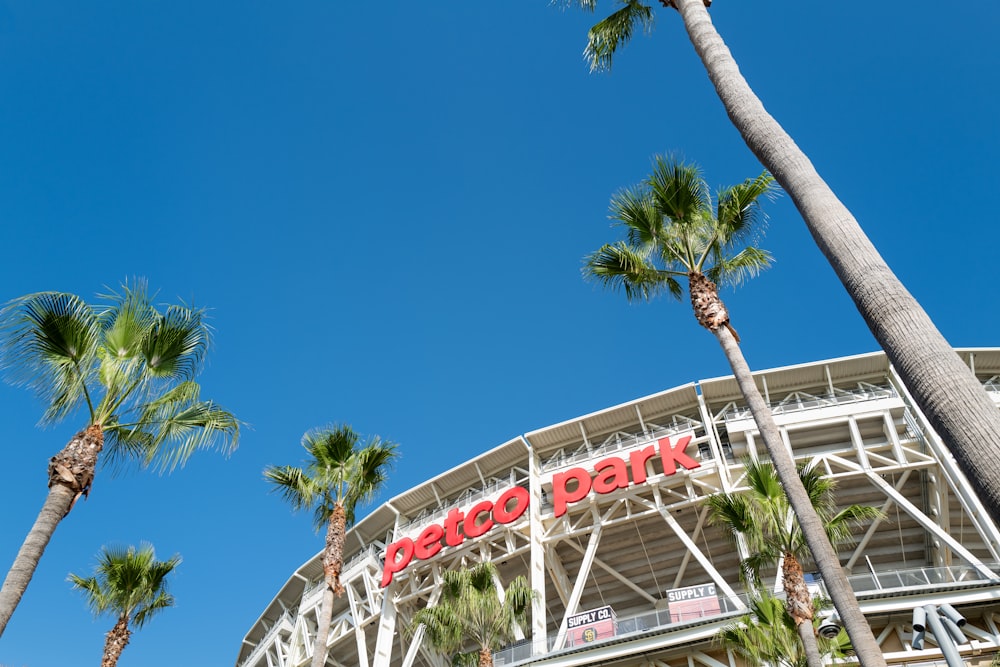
[237,349,1000,667]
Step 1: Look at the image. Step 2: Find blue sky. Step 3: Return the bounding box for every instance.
[0,1,997,665]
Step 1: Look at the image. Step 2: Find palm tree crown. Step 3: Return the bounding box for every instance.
[265,424,398,531]
[0,280,239,472]
[410,561,536,667]
[585,155,775,338]
[69,543,180,667]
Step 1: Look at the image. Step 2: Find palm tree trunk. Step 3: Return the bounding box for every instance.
[310,586,335,667]
[479,646,494,667]
[782,552,822,667]
[0,484,75,636]
[714,325,886,667]
[324,503,347,596]
[311,504,347,667]
[673,0,1000,530]
[797,620,823,667]
[101,615,132,667]
[0,425,103,637]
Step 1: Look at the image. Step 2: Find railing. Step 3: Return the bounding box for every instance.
[240,610,296,667]
[723,385,897,422]
[343,543,381,574]
[394,478,516,538]
[492,562,1000,666]
[540,423,699,473]
[845,562,1000,592]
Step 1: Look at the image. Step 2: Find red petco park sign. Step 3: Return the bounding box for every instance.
[381,435,699,586]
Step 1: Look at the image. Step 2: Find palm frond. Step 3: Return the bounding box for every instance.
[584,242,682,302]
[264,465,318,513]
[99,419,155,476]
[824,504,884,547]
[609,185,663,246]
[107,387,239,472]
[344,438,399,521]
[98,280,158,364]
[715,171,777,243]
[709,246,773,288]
[583,1,654,72]
[0,291,101,423]
[647,156,710,226]
[141,304,209,381]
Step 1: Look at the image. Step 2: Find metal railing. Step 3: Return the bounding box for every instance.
[540,423,699,473]
[723,385,897,422]
[394,478,515,538]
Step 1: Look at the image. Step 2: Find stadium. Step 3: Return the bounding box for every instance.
[237,349,1000,667]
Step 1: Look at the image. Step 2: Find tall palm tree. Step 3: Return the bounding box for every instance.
[706,460,880,667]
[583,155,886,667]
[410,561,536,667]
[577,0,1000,578]
[265,425,398,667]
[718,589,852,667]
[0,281,239,636]
[68,543,180,667]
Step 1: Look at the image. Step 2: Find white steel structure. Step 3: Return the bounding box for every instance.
[237,349,1000,667]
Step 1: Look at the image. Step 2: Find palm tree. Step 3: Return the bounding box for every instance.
[410,561,536,667]
[583,155,886,667]
[706,460,880,667]
[68,543,180,667]
[718,589,852,667]
[577,0,1000,586]
[265,425,398,667]
[0,281,239,636]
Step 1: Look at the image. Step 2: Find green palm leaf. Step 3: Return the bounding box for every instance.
[104,381,239,473]
[583,0,654,72]
[585,242,683,302]
[0,292,101,423]
[140,304,209,381]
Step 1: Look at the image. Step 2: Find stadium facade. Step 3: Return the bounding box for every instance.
[237,349,1000,667]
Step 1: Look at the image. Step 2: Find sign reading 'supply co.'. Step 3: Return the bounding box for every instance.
[380,435,700,586]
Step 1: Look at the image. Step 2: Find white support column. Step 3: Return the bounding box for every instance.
[844,470,909,572]
[371,583,397,667]
[527,442,548,655]
[697,393,734,490]
[848,417,871,470]
[545,546,573,608]
[401,584,443,667]
[552,520,604,650]
[345,583,371,667]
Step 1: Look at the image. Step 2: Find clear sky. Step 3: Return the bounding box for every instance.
[0,1,997,665]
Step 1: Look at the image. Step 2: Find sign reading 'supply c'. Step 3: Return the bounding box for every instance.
[380,436,700,586]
